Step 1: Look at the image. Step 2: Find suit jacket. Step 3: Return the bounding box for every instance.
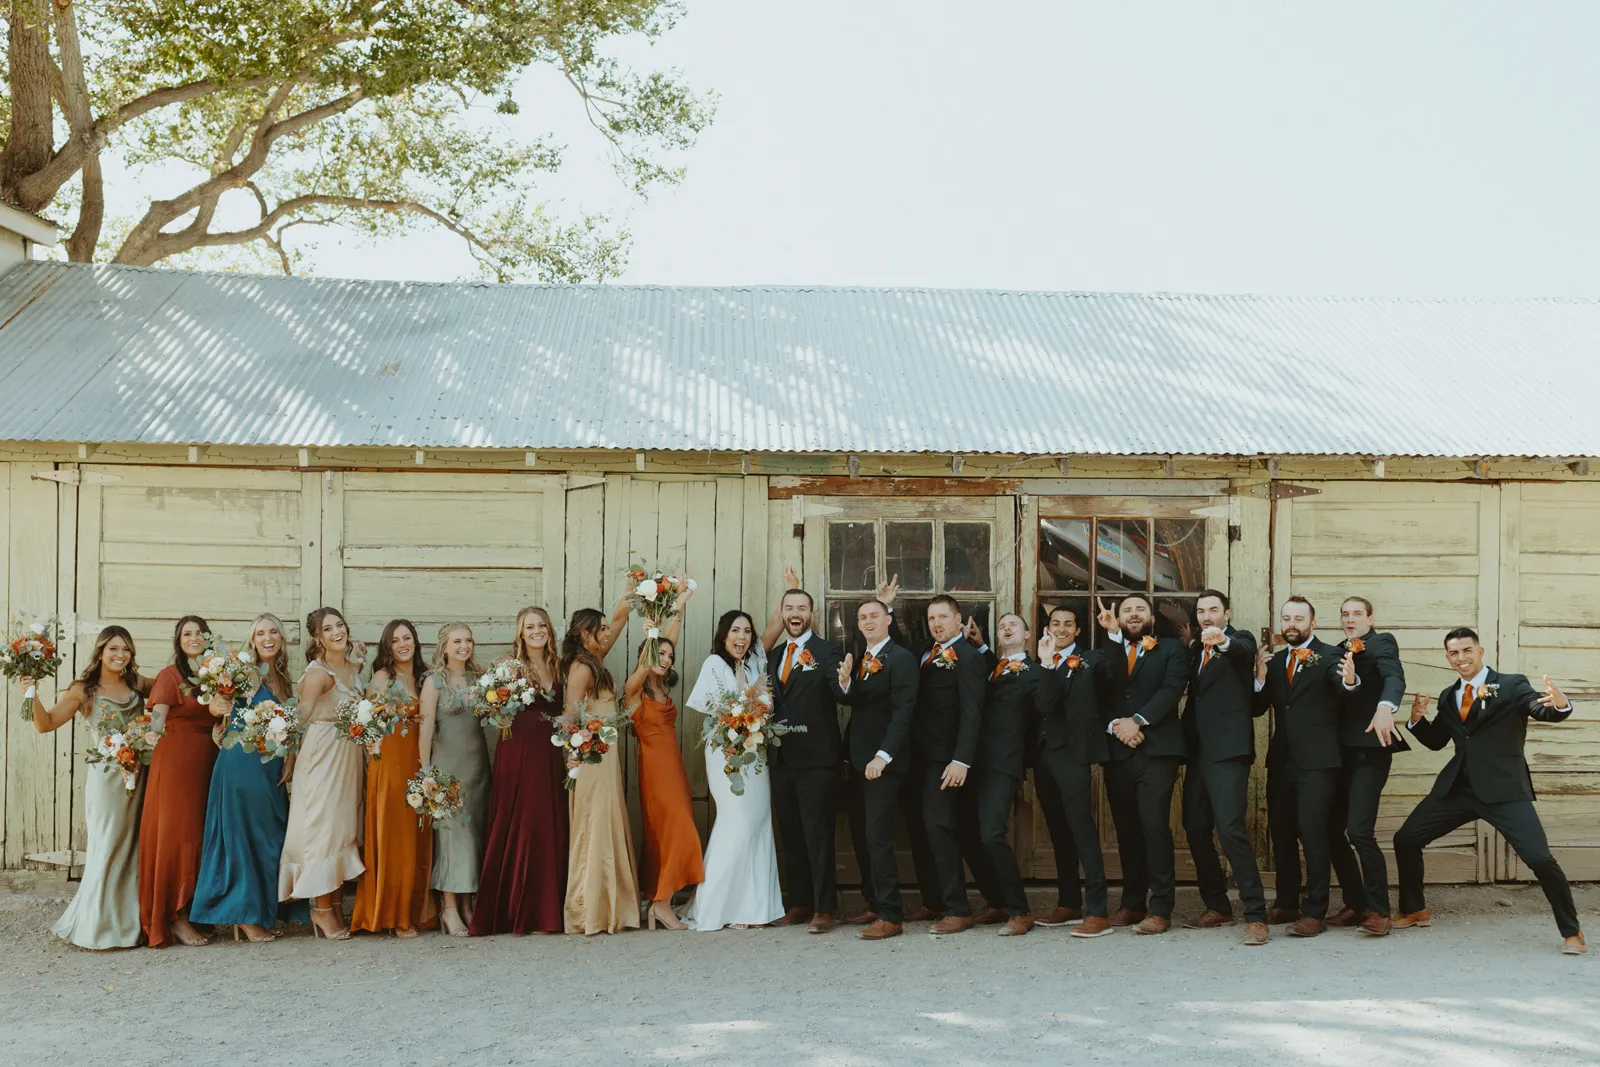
[1180,625,1262,763]
[831,640,919,774]
[1038,648,1112,766]
[1255,636,1348,771]
[1102,634,1190,761]
[1410,669,1572,804]
[768,634,843,769]
[889,620,987,767]
[974,655,1049,779]
[1336,630,1410,751]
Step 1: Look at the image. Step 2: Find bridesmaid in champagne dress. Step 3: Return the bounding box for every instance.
[25,626,152,949]
[141,616,223,947]
[191,614,309,941]
[562,599,639,935]
[470,605,569,936]
[421,623,492,936]
[351,619,436,937]
[623,591,703,931]
[279,607,367,941]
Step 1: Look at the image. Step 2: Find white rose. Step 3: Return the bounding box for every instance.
[106,731,125,747]
[478,673,494,688]
[744,738,759,751]
[550,733,564,747]
[750,730,765,745]
[727,727,739,742]
[29,621,46,635]
[243,709,260,725]
[637,579,658,602]
[407,792,423,808]
[268,715,288,733]
[238,650,255,664]
[686,578,698,592]
[355,708,373,725]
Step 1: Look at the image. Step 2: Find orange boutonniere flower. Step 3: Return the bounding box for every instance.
[930,645,959,670]
[1001,658,1027,675]
[1346,637,1365,655]
[1140,635,1157,652]
[796,648,816,670]
[1064,655,1083,671]
[861,656,883,678]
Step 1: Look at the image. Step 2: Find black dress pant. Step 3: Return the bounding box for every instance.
[1332,747,1393,916]
[1396,777,1580,937]
[1037,750,1109,916]
[1286,757,1341,921]
[918,761,1001,916]
[1266,753,1301,910]
[848,767,910,923]
[973,769,1029,915]
[1032,757,1082,910]
[1103,750,1181,919]
[894,763,943,912]
[1181,755,1267,923]
[772,762,838,914]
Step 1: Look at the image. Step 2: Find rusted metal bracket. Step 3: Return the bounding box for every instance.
[1225,482,1321,500]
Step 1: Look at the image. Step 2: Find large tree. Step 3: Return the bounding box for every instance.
[0,0,713,279]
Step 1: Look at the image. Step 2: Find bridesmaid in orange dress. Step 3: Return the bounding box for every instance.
[140,615,224,947]
[624,592,703,931]
[351,619,436,937]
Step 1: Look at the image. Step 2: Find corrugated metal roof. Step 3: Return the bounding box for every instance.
[0,261,1595,457]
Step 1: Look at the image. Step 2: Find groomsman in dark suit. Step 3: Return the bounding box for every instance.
[1035,605,1117,938]
[767,583,843,934]
[1098,593,1190,935]
[1253,595,1360,938]
[1032,604,1088,926]
[1329,596,1408,936]
[831,598,919,941]
[1395,627,1583,953]
[1179,589,1269,945]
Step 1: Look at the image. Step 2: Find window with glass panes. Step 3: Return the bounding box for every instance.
[824,517,996,649]
[1036,515,1207,648]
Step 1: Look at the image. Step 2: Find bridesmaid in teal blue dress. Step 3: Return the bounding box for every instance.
[191,614,308,940]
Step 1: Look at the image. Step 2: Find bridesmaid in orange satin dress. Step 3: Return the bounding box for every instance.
[624,598,703,931]
[140,615,223,947]
[351,619,436,937]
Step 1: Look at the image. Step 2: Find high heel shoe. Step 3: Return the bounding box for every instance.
[233,924,277,944]
[440,908,470,938]
[310,906,352,941]
[647,901,686,931]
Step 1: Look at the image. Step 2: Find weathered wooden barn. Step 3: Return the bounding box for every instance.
[1,249,1597,897]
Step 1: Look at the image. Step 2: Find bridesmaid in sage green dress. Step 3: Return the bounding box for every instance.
[24,626,154,950]
[420,623,492,937]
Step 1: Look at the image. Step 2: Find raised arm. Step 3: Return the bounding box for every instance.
[564,662,595,720]
[1406,691,1452,751]
[594,597,633,658]
[760,566,799,652]
[663,582,692,649]
[1527,674,1576,724]
[366,668,394,701]
[623,659,650,708]
[26,679,88,734]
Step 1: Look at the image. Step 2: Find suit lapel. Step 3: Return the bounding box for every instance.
[1463,668,1499,733]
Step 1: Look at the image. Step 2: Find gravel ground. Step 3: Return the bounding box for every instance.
[3,872,1598,1067]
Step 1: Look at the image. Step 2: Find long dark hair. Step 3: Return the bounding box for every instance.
[561,608,614,696]
[371,619,426,695]
[711,610,757,673]
[304,606,348,666]
[77,626,139,702]
[171,615,210,684]
[635,636,680,689]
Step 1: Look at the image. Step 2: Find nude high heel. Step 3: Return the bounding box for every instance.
[311,906,352,941]
[233,924,277,944]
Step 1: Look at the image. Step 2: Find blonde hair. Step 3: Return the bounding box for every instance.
[431,622,484,676]
[511,605,560,681]
[250,613,295,700]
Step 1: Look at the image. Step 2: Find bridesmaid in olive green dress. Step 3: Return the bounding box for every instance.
[420,623,492,937]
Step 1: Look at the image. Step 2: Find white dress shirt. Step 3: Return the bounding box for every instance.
[1044,642,1078,670]
[1253,636,1313,693]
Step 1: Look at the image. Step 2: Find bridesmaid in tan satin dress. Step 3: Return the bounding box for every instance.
[561,598,639,935]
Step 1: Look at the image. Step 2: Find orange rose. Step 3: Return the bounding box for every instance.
[1347,637,1365,654]
[349,723,365,738]
[1065,655,1082,670]
[1140,635,1157,651]
[864,657,883,675]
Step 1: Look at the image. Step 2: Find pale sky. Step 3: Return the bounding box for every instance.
[294,1,1600,296]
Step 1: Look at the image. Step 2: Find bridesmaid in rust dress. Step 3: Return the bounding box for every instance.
[470,606,569,936]
[140,615,223,947]
[351,619,436,937]
[624,593,703,931]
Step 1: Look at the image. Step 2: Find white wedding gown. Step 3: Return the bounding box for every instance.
[682,652,785,931]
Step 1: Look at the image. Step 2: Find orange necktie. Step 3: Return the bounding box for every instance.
[780,642,797,684]
[1126,644,1138,675]
[1287,647,1308,683]
[1200,647,1212,671]
[991,660,1007,681]
[1459,683,1475,721]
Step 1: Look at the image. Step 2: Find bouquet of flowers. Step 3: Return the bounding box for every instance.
[185,633,257,706]
[544,700,631,791]
[698,676,806,797]
[405,765,465,827]
[226,699,303,763]
[471,660,536,740]
[2,616,66,721]
[334,693,403,758]
[85,706,163,792]
[622,563,695,667]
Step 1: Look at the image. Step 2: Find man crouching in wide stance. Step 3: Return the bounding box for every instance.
[1394,626,1584,955]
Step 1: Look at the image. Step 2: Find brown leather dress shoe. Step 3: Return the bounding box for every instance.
[1327,906,1367,928]
[1286,916,1326,937]
[974,906,1009,926]
[1359,913,1393,937]
[1182,909,1235,930]
[1110,907,1147,927]
[770,907,814,927]
[1036,906,1083,927]
[932,914,976,934]
[904,906,944,923]
[1392,909,1432,929]
[1134,915,1171,935]
[1242,922,1270,946]
[859,919,903,941]
[1070,915,1115,938]
[998,915,1034,937]
[808,913,836,935]
[1266,907,1301,924]
[843,909,879,925]
[1563,932,1587,955]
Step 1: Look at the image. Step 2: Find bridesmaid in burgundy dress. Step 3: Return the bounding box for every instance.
[469,606,570,935]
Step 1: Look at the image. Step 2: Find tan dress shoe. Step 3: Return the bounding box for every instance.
[1036,906,1083,927]
[1134,915,1170,935]
[1327,906,1367,927]
[974,906,1010,925]
[1286,916,1326,937]
[1242,922,1270,946]
[859,919,903,941]
[807,913,836,934]
[1563,932,1587,955]
[1182,909,1234,929]
[997,916,1034,937]
[1070,915,1115,938]
[770,907,814,927]
[1359,913,1393,936]
[1110,907,1147,927]
[932,914,976,934]
[1392,909,1432,929]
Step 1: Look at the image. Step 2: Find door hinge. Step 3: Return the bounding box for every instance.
[1226,482,1321,500]
[31,468,123,486]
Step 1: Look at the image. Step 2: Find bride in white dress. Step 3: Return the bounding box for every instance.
[683,610,785,931]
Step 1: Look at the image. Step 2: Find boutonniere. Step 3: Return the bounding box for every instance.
[1346,637,1365,655]
[930,645,959,670]
[1064,654,1083,672]
[1000,659,1028,676]
[795,648,816,671]
[1139,635,1157,652]
[861,655,883,678]
[1290,647,1321,668]
[1479,683,1500,702]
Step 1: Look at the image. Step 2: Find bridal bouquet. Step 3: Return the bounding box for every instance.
[185,634,257,706]
[699,676,806,797]
[405,765,465,827]
[544,701,630,791]
[226,699,303,762]
[2,616,65,721]
[471,660,536,740]
[334,693,403,758]
[622,563,695,668]
[86,707,163,792]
